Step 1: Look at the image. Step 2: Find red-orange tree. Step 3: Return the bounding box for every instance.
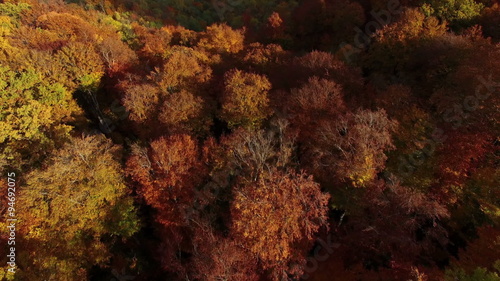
[126,134,206,227]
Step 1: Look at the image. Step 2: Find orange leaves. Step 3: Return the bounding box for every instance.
[120,46,213,137]
[150,135,201,189]
[365,8,447,74]
[242,42,287,67]
[36,12,98,42]
[122,83,159,123]
[231,169,330,280]
[220,69,272,129]
[127,134,206,226]
[98,36,137,73]
[132,22,172,62]
[265,12,286,40]
[189,221,260,281]
[156,46,212,92]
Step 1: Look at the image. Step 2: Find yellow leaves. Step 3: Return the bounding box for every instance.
[0,15,13,36]
[54,42,104,90]
[21,135,132,230]
[348,154,377,187]
[197,23,245,54]
[11,135,138,279]
[378,8,447,44]
[0,67,77,149]
[122,83,159,122]
[221,69,272,129]
[158,46,212,90]
[36,12,97,42]
[0,2,30,24]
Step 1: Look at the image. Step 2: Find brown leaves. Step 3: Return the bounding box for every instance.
[304,109,398,187]
[287,76,346,137]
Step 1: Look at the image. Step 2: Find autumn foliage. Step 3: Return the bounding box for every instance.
[0,1,499,281]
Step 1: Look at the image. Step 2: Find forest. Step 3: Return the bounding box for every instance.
[0,0,499,280]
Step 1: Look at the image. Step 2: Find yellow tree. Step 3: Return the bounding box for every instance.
[197,23,245,54]
[220,69,272,129]
[14,135,139,280]
[0,66,82,173]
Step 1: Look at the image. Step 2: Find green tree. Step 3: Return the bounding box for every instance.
[422,0,484,29]
[445,267,500,281]
[0,66,82,173]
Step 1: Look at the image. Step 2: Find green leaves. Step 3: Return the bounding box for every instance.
[421,0,484,29]
[445,267,500,281]
[0,66,81,172]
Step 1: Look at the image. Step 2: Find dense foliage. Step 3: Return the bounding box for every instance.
[0,0,499,280]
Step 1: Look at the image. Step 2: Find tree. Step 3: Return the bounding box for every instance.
[132,22,173,63]
[336,178,449,274]
[445,267,500,281]
[0,66,82,173]
[197,23,245,54]
[158,89,204,130]
[264,12,286,42]
[421,0,484,30]
[450,226,500,274]
[35,12,98,43]
[303,109,398,187]
[435,130,493,195]
[97,36,137,73]
[126,134,206,227]
[286,76,346,140]
[231,169,330,280]
[242,43,287,69]
[365,8,447,75]
[52,41,104,91]
[188,219,260,281]
[154,46,212,93]
[220,69,272,129]
[480,3,500,41]
[120,46,213,137]
[219,120,296,180]
[13,134,139,280]
[291,0,365,50]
